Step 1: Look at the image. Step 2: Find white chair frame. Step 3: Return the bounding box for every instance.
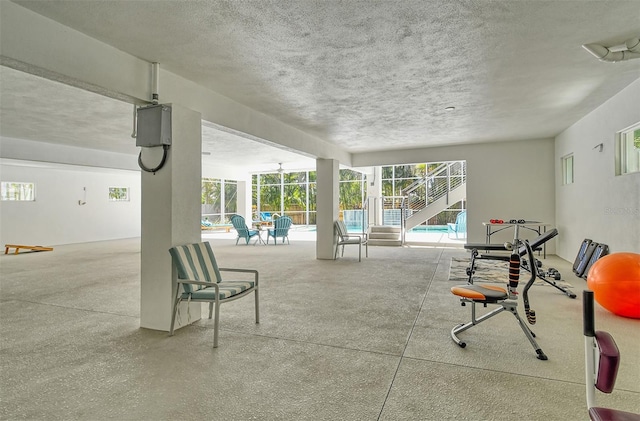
[334,220,368,262]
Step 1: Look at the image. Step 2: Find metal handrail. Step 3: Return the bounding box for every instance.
[361,196,374,236]
[401,162,448,196]
[404,161,466,214]
[379,195,407,243]
[380,161,466,244]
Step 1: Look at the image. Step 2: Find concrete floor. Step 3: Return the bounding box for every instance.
[1,232,638,420]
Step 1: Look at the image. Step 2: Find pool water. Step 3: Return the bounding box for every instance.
[295,225,449,233]
[344,225,448,233]
[408,225,448,233]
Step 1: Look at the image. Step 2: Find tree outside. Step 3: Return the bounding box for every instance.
[202,178,237,224]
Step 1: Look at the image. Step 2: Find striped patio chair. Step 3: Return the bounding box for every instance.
[168,242,259,347]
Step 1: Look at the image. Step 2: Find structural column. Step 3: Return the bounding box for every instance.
[236,177,253,222]
[316,158,339,260]
[366,166,383,226]
[140,104,202,331]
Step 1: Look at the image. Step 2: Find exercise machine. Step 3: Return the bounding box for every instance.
[451,225,548,360]
[583,290,640,420]
[574,239,609,279]
[464,229,576,299]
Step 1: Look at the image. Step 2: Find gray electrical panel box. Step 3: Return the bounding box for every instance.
[136,104,172,147]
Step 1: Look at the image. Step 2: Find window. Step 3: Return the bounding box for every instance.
[381,164,425,196]
[616,123,640,176]
[202,178,238,224]
[1,182,35,201]
[108,187,129,201]
[381,161,466,226]
[561,154,574,185]
[253,171,315,225]
[339,169,366,210]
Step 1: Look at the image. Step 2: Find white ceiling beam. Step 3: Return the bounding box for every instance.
[0,1,351,166]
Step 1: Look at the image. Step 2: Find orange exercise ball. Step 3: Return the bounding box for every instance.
[587,252,640,319]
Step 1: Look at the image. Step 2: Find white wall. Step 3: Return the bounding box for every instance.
[555,78,640,260]
[354,138,556,250]
[1,137,139,170]
[465,140,556,248]
[1,134,561,252]
[0,159,141,246]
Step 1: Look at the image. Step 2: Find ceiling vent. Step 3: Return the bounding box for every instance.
[582,37,640,62]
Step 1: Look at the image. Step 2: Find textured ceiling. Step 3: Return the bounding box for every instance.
[3,0,640,168]
[0,66,137,155]
[0,67,314,171]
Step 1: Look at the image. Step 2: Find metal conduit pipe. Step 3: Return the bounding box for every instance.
[131,61,161,138]
[151,62,159,104]
[582,37,640,62]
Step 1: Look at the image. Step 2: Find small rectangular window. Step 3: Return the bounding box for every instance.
[1,182,35,201]
[561,154,574,185]
[109,187,129,201]
[616,123,640,176]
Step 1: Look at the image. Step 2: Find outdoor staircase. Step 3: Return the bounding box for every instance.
[368,225,402,246]
[367,161,466,246]
[404,182,466,230]
[402,161,466,231]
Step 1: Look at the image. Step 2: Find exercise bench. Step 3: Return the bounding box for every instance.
[4,244,54,254]
[451,239,548,360]
[464,229,576,298]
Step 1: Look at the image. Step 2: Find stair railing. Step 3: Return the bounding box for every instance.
[378,161,466,244]
[402,161,466,217]
[379,195,407,244]
[361,196,374,236]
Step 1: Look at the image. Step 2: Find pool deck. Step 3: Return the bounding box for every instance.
[404,230,466,247]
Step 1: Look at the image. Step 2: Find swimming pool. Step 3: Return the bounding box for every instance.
[343,225,448,233]
[408,225,448,233]
[294,225,449,233]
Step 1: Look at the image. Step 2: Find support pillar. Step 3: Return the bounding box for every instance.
[140,104,202,331]
[366,166,383,226]
[316,158,339,260]
[236,177,253,222]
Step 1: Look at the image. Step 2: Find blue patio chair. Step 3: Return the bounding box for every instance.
[259,212,272,223]
[447,210,467,239]
[168,242,259,347]
[230,214,259,245]
[267,216,292,245]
